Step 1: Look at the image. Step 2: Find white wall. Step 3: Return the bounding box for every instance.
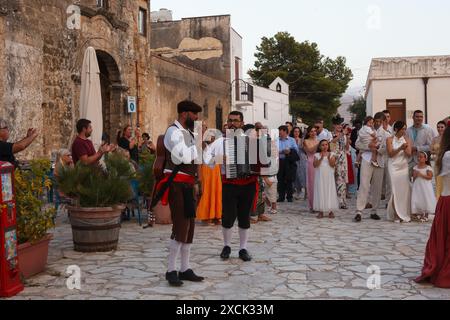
[367,78,449,127]
[230,29,243,81]
[241,85,290,130]
[366,85,373,117]
[428,78,450,127]
[368,78,424,127]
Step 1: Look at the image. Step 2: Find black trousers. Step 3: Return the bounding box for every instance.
[277,159,294,201]
[222,183,256,230]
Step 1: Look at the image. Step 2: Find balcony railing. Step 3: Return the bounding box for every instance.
[233,79,254,107]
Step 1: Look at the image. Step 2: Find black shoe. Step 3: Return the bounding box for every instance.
[165,271,183,287]
[370,214,381,221]
[287,198,293,203]
[220,246,231,260]
[179,269,204,282]
[354,214,362,222]
[277,199,285,203]
[239,249,252,262]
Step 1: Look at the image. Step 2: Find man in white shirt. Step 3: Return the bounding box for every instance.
[161,100,204,287]
[203,111,259,263]
[354,112,390,222]
[381,110,394,201]
[406,110,434,168]
[315,119,333,142]
[382,110,394,135]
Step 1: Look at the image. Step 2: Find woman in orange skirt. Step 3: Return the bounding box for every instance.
[196,164,222,225]
[196,124,222,225]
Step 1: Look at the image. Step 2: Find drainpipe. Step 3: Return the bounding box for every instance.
[422,77,429,124]
[135,60,140,127]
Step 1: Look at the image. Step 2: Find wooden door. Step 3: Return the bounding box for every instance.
[386,99,406,125]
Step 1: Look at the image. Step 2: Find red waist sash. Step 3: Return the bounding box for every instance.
[155,173,196,206]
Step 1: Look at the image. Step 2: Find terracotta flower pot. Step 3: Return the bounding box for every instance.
[67,206,124,252]
[154,202,173,225]
[17,234,53,279]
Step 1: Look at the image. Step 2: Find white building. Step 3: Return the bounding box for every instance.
[365,55,450,128]
[239,77,291,130]
[230,29,291,130]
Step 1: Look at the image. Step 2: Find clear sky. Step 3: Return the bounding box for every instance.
[151,0,450,92]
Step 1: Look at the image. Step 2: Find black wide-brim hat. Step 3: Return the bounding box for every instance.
[177,100,202,114]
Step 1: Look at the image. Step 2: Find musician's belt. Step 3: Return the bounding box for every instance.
[222,175,258,186]
[156,173,196,206]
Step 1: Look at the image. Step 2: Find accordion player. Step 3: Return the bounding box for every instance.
[223,131,272,179]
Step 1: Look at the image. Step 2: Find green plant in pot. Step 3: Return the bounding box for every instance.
[14,159,56,279]
[56,152,135,252]
[137,148,156,198]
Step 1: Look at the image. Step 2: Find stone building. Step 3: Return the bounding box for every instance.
[0,0,153,159]
[0,1,232,160]
[151,12,232,131]
[366,55,450,128]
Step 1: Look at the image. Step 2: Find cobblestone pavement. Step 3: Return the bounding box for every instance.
[7,196,450,300]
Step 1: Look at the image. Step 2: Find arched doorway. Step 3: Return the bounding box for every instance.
[95,50,123,144]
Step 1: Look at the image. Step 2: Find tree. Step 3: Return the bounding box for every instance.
[249,32,353,127]
[348,96,367,124]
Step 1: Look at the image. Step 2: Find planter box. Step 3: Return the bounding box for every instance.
[67,206,124,252]
[17,234,53,279]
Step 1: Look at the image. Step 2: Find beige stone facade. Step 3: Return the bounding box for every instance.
[0,1,230,160]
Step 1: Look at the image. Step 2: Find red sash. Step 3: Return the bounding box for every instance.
[155,173,196,206]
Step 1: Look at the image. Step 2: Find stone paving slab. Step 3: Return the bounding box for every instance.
[5,197,450,300]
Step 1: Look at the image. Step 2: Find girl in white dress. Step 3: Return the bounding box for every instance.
[313,140,339,219]
[411,151,436,222]
[386,121,413,223]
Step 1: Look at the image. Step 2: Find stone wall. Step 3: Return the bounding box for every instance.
[146,55,230,139]
[0,0,233,161]
[0,0,152,159]
[151,15,231,83]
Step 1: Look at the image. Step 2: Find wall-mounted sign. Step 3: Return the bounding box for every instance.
[127,96,137,113]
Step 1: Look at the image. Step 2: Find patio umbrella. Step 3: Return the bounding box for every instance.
[79,46,103,150]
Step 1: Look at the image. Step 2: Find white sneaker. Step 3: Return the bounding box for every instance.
[270,209,278,215]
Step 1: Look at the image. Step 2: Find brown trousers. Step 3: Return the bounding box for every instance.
[168,182,195,244]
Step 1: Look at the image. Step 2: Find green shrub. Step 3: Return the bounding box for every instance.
[56,153,135,207]
[137,149,156,197]
[14,159,56,244]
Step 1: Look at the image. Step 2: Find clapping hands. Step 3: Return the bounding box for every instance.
[27,128,38,139]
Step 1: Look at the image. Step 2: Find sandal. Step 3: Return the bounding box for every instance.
[317,212,324,219]
[329,212,335,219]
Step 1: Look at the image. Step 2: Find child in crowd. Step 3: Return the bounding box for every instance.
[313,140,339,219]
[263,175,278,214]
[356,116,379,167]
[411,151,436,222]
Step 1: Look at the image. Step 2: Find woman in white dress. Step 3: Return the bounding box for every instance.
[411,151,436,222]
[386,121,413,223]
[313,139,339,219]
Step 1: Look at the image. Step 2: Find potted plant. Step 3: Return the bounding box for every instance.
[14,159,56,279]
[137,148,155,200]
[56,153,134,252]
[137,147,171,225]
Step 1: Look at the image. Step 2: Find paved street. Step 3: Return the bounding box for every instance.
[7,197,450,300]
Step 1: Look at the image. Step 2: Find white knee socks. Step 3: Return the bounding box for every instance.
[239,228,249,251]
[167,239,182,272]
[180,243,192,273]
[223,227,232,247]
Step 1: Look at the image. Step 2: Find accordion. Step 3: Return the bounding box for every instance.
[224,134,272,179]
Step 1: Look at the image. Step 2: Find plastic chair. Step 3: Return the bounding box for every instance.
[126,179,142,226]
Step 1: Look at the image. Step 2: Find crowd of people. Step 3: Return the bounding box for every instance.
[1,103,449,289]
